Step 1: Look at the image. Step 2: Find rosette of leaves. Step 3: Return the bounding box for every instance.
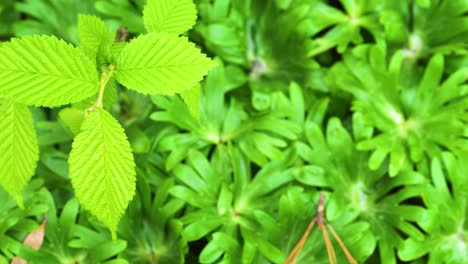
[0,180,48,263]
[0,0,215,238]
[329,45,468,176]
[21,194,128,263]
[399,152,467,264]
[151,61,301,169]
[117,174,186,263]
[380,0,468,57]
[294,117,429,264]
[196,0,385,97]
[169,147,298,263]
[263,186,373,263]
[13,0,97,44]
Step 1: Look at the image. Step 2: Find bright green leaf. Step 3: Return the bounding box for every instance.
[143,0,197,34]
[78,14,110,59]
[0,99,38,207]
[116,32,216,95]
[68,108,136,238]
[0,35,99,107]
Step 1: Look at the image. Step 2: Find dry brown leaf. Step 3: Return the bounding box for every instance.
[11,215,47,264]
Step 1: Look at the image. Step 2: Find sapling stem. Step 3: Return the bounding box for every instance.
[284,193,357,264]
[86,64,115,113]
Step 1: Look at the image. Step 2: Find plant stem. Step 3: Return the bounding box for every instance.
[87,64,115,113]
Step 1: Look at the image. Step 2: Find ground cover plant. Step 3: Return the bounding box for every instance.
[0,0,466,263]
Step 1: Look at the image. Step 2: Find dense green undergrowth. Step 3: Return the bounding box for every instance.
[0,0,467,263]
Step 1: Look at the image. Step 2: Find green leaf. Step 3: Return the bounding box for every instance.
[0,99,38,207]
[68,108,136,238]
[58,107,85,135]
[115,32,216,95]
[143,0,197,34]
[180,84,201,120]
[0,35,99,107]
[78,14,110,59]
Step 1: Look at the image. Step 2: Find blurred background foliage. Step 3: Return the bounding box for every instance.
[0,0,467,263]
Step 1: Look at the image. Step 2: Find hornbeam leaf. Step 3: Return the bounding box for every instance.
[115,32,216,95]
[0,99,39,207]
[143,0,197,34]
[69,108,136,237]
[78,14,111,59]
[0,35,99,107]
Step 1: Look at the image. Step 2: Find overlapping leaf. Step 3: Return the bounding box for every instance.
[0,99,39,207]
[0,35,99,107]
[143,0,197,34]
[68,108,136,237]
[78,14,110,59]
[116,32,215,95]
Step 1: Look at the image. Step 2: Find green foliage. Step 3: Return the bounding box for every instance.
[329,45,468,176]
[399,153,467,264]
[381,0,468,57]
[94,0,146,34]
[0,180,48,263]
[13,0,97,43]
[0,0,213,240]
[0,99,39,206]
[0,1,19,37]
[151,62,301,169]
[296,117,429,264]
[0,35,99,107]
[68,108,136,239]
[143,0,197,34]
[78,14,112,60]
[116,32,216,95]
[20,191,128,263]
[118,175,186,263]
[0,0,467,263]
[170,148,297,263]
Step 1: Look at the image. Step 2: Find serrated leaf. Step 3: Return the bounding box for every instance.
[78,14,111,59]
[115,32,215,95]
[0,35,99,107]
[180,84,200,120]
[68,108,136,237]
[143,0,197,34]
[0,99,39,207]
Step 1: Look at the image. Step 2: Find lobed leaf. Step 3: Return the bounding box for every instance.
[116,32,216,95]
[143,0,197,34]
[0,35,99,107]
[68,108,136,237]
[0,99,39,207]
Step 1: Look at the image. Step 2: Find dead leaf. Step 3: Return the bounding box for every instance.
[11,215,47,264]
